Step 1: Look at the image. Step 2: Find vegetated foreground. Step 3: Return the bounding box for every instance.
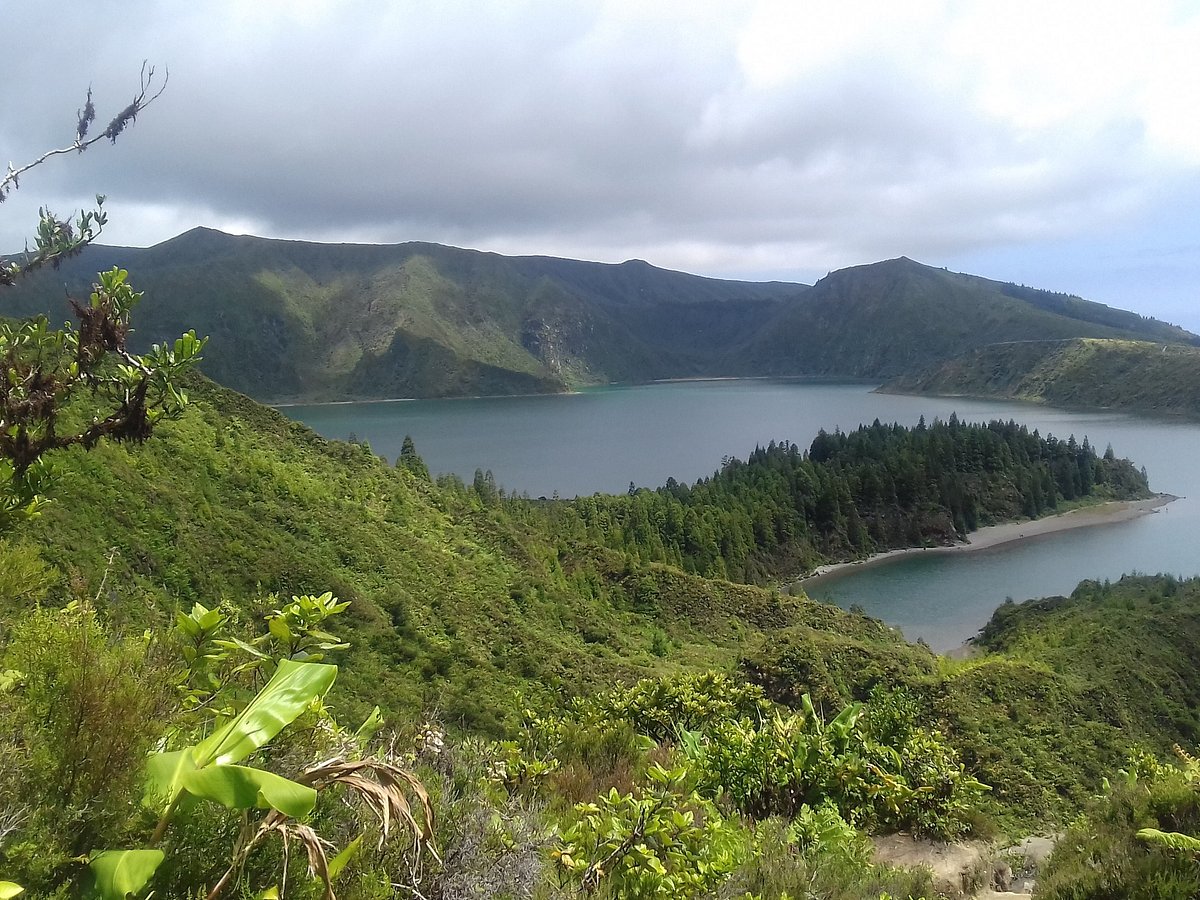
[1,378,1197,897]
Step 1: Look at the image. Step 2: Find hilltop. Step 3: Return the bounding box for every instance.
[886,337,1200,417]
[3,231,1194,403]
[1,228,804,401]
[726,257,1197,379]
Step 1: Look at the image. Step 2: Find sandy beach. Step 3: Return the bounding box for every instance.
[798,493,1178,585]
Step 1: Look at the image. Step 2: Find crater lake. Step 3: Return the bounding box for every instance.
[280,380,1200,649]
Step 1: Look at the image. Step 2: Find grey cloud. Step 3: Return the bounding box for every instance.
[2,1,1197,330]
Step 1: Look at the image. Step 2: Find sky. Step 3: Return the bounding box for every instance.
[2,1,1199,329]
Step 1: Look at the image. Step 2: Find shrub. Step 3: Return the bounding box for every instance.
[553,764,746,899]
[680,695,987,839]
[571,671,773,741]
[0,602,171,888]
[1037,748,1200,899]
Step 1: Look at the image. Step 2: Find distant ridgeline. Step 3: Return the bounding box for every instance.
[536,417,1149,583]
[885,337,1200,418]
[3,228,1196,402]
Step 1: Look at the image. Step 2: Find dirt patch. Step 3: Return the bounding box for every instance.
[873,833,1057,897]
[871,834,991,897]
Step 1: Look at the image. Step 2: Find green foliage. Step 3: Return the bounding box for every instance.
[679,695,986,839]
[571,671,773,742]
[147,656,338,814]
[0,539,56,609]
[976,576,1200,750]
[396,434,429,480]
[0,601,169,881]
[0,266,204,526]
[554,764,746,899]
[85,849,164,900]
[1138,827,1200,853]
[890,336,1200,418]
[0,69,198,529]
[14,376,868,731]
[1037,747,1200,899]
[552,417,1147,583]
[0,591,437,899]
[716,814,934,900]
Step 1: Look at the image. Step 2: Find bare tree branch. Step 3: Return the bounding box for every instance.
[0,62,168,203]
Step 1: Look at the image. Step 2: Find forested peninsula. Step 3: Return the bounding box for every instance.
[542,416,1148,583]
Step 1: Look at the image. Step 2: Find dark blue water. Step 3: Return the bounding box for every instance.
[280,380,1200,649]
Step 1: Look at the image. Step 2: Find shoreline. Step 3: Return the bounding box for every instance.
[797,493,1178,586]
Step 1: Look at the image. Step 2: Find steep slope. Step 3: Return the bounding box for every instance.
[2,228,807,401]
[5,234,1194,403]
[4,375,902,732]
[745,574,1200,820]
[884,337,1200,417]
[728,257,1198,378]
[4,373,1199,829]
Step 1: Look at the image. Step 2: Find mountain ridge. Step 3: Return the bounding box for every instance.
[3,229,1193,403]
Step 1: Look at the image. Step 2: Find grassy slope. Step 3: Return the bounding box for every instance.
[886,337,1200,417]
[745,574,1200,823]
[3,229,806,402]
[8,377,910,734]
[6,379,1199,826]
[730,258,1197,380]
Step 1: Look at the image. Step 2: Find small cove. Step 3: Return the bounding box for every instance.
[280,380,1200,650]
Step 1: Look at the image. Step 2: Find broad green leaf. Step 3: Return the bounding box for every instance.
[355,706,384,744]
[268,616,292,644]
[1136,827,1200,852]
[255,889,280,899]
[86,849,164,899]
[193,658,337,767]
[0,883,24,898]
[180,765,317,817]
[328,834,364,880]
[144,747,198,806]
[214,636,271,659]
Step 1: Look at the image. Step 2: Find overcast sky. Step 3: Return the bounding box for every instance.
[2,1,1198,329]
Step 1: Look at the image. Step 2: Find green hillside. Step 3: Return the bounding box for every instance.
[1,376,903,732]
[5,232,1195,404]
[5,374,1200,895]
[2,229,806,401]
[0,376,1163,757]
[886,337,1200,416]
[729,257,1197,379]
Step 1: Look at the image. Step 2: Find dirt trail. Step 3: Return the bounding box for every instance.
[872,833,1057,897]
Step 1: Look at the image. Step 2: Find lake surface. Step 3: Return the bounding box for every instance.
[280,380,1200,649]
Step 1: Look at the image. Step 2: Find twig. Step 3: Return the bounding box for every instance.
[0,63,168,202]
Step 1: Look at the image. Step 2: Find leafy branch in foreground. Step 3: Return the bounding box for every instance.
[1,64,204,532]
[1,62,167,280]
[0,267,204,528]
[85,596,435,900]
